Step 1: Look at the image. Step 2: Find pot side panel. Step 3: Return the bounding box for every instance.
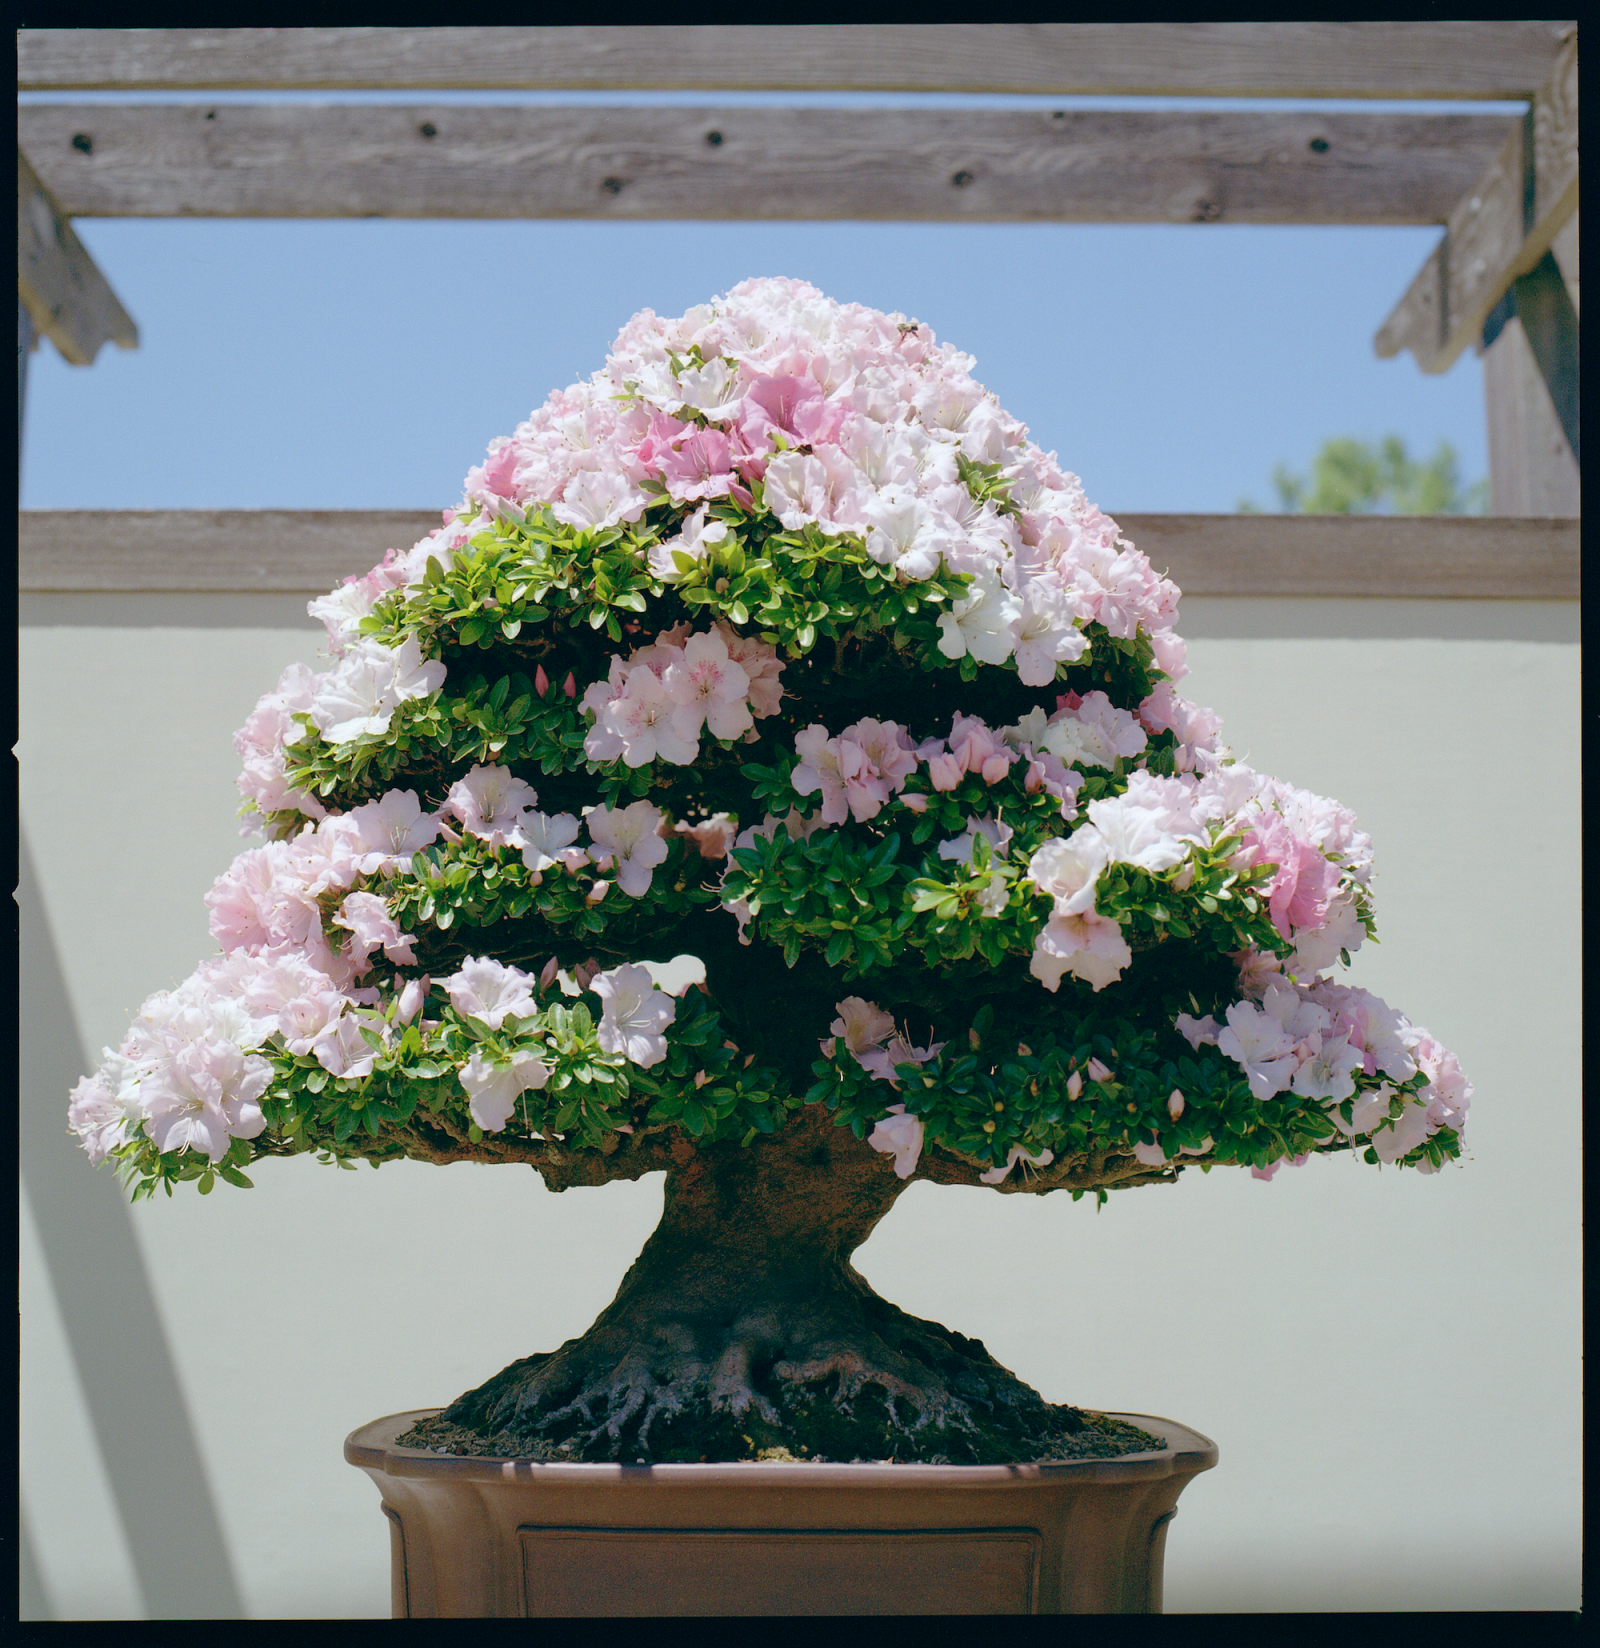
[518,1526,1042,1616]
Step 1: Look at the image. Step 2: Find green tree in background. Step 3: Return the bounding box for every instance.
[1239,436,1489,514]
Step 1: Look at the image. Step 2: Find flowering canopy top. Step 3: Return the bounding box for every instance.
[70,277,1469,1202]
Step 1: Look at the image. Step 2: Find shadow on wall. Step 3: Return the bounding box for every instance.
[18,831,244,1621]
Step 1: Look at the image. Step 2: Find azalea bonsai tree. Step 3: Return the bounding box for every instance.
[68,278,1470,1466]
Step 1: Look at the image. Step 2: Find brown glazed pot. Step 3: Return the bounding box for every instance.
[345,1408,1217,1616]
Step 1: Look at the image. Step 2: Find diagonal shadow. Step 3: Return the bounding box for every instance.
[17,830,244,1619]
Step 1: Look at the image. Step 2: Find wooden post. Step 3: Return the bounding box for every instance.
[1481,211,1579,515]
[19,297,37,472]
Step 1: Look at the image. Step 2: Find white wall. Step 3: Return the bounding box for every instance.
[18,593,1580,1616]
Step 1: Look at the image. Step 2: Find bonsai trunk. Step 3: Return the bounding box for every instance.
[418,1105,1113,1464]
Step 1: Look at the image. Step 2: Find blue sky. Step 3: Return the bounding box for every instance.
[20,91,1502,516]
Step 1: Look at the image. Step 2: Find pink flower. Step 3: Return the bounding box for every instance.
[662,630,753,742]
[675,814,738,860]
[945,713,1016,786]
[598,666,701,767]
[792,725,860,826]
[141,1040,270,1163]
[311,1012,388,1080]
[1237,813,1342,940]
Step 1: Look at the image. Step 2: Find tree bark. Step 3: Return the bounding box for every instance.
[409,1103,1159,1463]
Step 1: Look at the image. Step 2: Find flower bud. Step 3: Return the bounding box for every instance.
[982,1120,996,1133]
[535,665,550,697]
[1168,1088,1186,1120]
[1087,1057,1112,1081]
[539,956,560,989]
[1066,1071,1083,1100]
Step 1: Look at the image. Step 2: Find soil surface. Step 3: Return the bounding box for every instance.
[397,1407,1165,1464]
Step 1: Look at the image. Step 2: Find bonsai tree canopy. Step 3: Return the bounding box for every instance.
[69,278,1470,1464]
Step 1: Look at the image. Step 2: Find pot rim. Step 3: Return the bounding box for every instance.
[345,1408,1218,1486]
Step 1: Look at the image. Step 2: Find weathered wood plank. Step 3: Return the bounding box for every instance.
[1483,309,1581,515]
[15,148,138,366]
[17,510,1580,600]
[15,24,1577,98]
[17,104,1517,225]
[1375,37,1579,374]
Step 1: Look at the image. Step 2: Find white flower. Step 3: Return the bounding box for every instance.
[1025,830,1109,917]
[309,638,446,745]
[591,963,676,1067]
[936,567,1022,667]
[442,957,538,1030]
[459,1049,553,1133]
[1010,583,1087,687]
[862,486,950,580]
[868,1104,925,1179]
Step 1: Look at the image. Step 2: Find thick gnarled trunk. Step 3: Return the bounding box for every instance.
[408,1106,1151,1464]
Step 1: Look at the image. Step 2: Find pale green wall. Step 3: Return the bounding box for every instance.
[19,595,1580,1616]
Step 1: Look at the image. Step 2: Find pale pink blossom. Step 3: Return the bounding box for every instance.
[1030,911,1132,992]
[519,811,586,876]
[585,801,670,897]
[598,666,701,767]
[1216,1001,1297,1100]
[445,763,542,848]
[311,1012,389,1079]
[344,789,448,876]
[141,1041,270,1163]
[333,891,417,968]
[979,1145,1055,1184]
[459,1049,553,1133]
[1026,830,1110,917]
[868,1104,925,1178]
[591,963,676,1066]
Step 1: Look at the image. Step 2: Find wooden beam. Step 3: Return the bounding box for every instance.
[15,24,1578,99]
[1375,35,1578,374]
[16,104,1517,225]
[16,148,138,366]
[17,510,1580,600]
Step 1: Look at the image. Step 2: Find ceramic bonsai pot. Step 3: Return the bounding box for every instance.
[345,1407,1217,1616]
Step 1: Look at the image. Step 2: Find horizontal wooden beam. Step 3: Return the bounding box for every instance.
[16,148,138,366]
[1376,35,1578,373]
[17,510,1579,600]
[16,104,1517,225]
[15,24,1577,99]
